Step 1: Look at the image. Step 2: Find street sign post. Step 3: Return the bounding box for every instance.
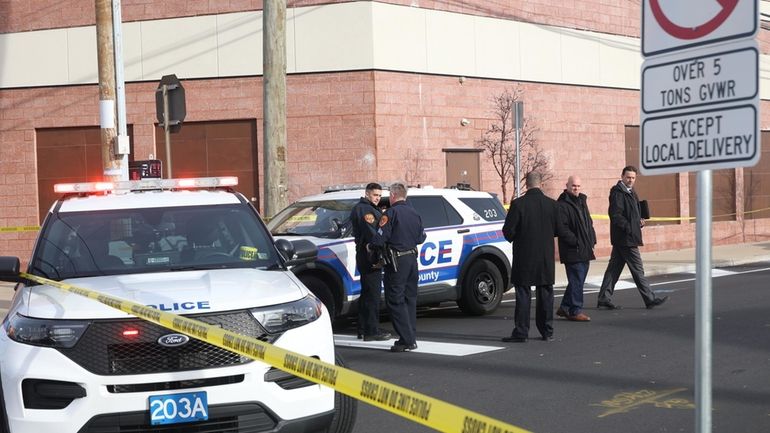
[640,2,760,432]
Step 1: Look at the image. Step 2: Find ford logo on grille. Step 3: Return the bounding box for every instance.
[157,334,190,347]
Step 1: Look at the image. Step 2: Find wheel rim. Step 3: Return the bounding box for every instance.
[474,272,497,304]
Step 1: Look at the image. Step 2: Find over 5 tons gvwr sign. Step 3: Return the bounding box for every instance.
[642,44,758,114]
[641,105,758,172]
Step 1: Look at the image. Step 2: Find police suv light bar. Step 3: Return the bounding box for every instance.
[54,177,238,194]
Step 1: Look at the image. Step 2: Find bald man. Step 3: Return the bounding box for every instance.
[556,175,596,322]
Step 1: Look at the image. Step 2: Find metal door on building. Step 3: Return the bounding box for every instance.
[444,149,481,190]
[36,126,134,224]
[154,119,259,209]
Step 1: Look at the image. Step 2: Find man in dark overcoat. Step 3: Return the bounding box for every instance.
[556,175,596,322]
[597,166,668,309]
[501,171,573,342]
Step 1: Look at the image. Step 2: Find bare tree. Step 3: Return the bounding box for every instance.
[475,87,551,203]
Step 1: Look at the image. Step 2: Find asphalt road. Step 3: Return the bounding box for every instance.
[334,262,770,433]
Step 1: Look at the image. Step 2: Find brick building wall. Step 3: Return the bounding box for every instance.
[0,0,640,36]
[1,0,769,261]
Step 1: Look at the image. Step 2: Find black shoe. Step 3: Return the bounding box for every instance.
[390,342,417,352]
[541,335,555,342]
[597,300,622,310]
[646,296,669,309]
[501,336,528,343]
[363,332,392,341]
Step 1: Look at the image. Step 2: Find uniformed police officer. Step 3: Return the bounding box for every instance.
[370,183,426,352]
[350,182,391,341]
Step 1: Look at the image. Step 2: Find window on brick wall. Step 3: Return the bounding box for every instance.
[743,131,770,220]
[688,170,736,222]
[624,126,679,226]
[36,126,134,224]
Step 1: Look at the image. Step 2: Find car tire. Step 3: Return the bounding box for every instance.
[325,354,357,433]
[458,259,504,315]
[299,274,337,318]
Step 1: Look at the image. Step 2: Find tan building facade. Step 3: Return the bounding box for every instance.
[1,0,770,261]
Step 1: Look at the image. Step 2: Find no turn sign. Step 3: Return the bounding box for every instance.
[642,0,758,56]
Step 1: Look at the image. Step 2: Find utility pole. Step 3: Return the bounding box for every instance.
[112,0,129,180]
[95,0,122,181]
[263,0,288,217]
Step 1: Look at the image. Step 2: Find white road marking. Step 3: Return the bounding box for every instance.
[333,334,504,356]
[711,268,737,277]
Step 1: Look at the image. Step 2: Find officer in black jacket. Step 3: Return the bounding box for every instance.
[350,183,391,341]
[597,166,668,310]
[370,183,426,352]
[556,175,596,322]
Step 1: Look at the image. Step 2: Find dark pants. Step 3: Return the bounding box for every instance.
[384,254,418,346]
[561,261,589,316]
[512,284,553,339]
[356,250,383,336]
[598,245,656,305]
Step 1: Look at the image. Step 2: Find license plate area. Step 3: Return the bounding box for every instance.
[149,391,208,425]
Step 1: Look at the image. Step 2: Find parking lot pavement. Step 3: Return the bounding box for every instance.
[555,240,770,288]
[1,240,769,318]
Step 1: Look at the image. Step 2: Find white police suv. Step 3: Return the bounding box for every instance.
[0,177,355,433]
[267,184,512,319]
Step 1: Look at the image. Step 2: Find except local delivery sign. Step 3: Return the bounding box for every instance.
[642,0,757,56]
[640,0,759,175]
[641,105,758,171]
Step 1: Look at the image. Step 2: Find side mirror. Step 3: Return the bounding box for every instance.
[0,257,23,283]
[274,239,318,267]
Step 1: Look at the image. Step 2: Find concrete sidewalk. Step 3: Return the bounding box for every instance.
[556,240,770,288]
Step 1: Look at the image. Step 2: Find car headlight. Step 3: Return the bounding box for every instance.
[4,314,90,348]
[250,295,323,334]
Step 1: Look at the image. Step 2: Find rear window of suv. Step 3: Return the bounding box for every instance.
[408,196,463,228]
[458,197,506,222]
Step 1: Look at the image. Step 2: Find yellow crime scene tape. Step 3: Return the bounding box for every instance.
[19,272,532,433]
[0,226,40,233]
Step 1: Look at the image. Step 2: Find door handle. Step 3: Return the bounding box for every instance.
[457,229,470,234]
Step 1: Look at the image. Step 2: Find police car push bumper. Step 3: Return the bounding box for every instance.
[0,307,334,433]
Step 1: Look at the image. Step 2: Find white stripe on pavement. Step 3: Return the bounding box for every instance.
[334,334,504,356]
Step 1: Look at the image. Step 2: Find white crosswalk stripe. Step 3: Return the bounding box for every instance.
[333,335,503,356]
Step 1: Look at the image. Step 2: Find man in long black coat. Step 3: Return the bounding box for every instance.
[501,172,573,342]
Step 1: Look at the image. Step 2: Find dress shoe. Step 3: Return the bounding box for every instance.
[646,296,669,309]
[597,300,622,310]
[390,342,418,352]
[363,331,392,341]
[556,307,568,318]
[501,336,528,343]
[567,312,591,322]
[541,335,555,342]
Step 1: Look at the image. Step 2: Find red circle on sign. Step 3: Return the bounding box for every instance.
[649,0,739,40]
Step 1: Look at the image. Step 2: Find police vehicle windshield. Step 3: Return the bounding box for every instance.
[268,199,357,239]
[30,204,280,280]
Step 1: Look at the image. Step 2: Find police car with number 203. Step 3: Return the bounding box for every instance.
[267,184,512,319]
[0,177,356,433]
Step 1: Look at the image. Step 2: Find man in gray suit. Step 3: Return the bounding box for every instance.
[597,166,668,310]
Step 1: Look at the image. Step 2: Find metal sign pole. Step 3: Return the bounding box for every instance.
[695,169,713,433]
[162,84,172,179]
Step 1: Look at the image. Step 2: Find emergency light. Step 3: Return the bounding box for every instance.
[53,177,238,194]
